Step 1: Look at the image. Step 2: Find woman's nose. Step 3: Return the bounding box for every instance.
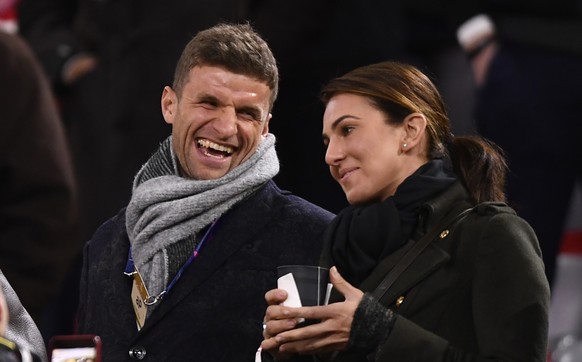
[325,139,344,166]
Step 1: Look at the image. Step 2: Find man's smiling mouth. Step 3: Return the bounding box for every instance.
[197,138,234,158]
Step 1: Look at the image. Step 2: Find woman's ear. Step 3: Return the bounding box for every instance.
[161,86,177,125]
[401,112,427,150]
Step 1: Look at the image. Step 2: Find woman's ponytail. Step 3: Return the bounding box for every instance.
[447,135,508,204]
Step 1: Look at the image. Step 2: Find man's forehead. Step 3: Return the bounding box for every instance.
[187,67,271,101]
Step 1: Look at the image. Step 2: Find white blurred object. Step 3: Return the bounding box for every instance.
[550,254,582,339]
[549,334,582,362]
[0,0,18,34]
[549,183,582,343]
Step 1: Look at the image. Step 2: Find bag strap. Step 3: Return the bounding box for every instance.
[371,207,474,302]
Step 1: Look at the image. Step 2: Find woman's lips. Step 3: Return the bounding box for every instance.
[338,167,357,182]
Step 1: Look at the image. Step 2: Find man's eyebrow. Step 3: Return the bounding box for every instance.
[237,104,262,118]
[198,93,220,103]
[196,93,263,119]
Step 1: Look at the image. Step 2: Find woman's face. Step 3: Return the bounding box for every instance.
[322,93,414,205]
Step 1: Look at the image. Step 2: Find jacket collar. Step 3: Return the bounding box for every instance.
[358,181,473,305]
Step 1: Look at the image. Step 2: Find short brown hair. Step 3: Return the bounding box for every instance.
[172,22,279,110]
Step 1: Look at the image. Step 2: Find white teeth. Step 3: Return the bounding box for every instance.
[197,139,234,154]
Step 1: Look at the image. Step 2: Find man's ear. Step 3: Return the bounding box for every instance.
[161,86,177,125]
[402,112,427,149]
[262,113,272,136]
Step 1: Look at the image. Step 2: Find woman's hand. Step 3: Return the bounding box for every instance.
[261,266,364,357]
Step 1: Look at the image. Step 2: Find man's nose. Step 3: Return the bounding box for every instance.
[212,106,237,136]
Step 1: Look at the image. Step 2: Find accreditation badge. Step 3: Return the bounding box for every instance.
[130,268,149,330]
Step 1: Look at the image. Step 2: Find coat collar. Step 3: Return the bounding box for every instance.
[357,181,473,305]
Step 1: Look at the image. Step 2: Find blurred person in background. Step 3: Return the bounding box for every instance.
[0,20,78,341]
[456,0,582,288]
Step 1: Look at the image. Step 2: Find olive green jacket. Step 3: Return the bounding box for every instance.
[329,181,550,362]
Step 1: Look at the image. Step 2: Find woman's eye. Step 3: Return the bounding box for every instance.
[342,126,354,135]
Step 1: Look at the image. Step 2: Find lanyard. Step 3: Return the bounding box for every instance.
[125,218,220,305]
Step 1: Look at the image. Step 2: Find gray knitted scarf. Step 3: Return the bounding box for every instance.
[126,134,279,299]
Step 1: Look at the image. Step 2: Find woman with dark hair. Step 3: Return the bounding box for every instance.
[261,61,550,361]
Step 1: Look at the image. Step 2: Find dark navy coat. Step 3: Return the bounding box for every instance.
[77,180,334,361]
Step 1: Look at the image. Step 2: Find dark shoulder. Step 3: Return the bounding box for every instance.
[82,208,130,280]
[85,207,129,252]
[259,181,335,221]
[473,201,517,217]
[465,202,526,233]
[463,201,538,251]
[90,207,127,236]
